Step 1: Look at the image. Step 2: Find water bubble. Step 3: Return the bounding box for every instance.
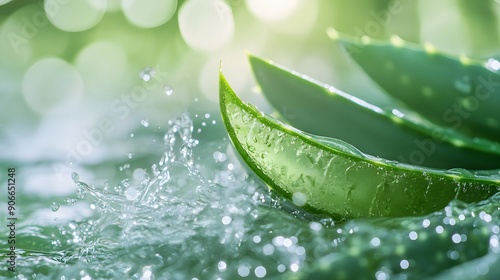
[124,188,139,201]
[164,85,174,96]
[295,246,306,256]
[292,192,307,207]
[277,264,286,273]
[263,244,274,255]
[290,263,299,272]
[218,261,227,271]
[435,225,444,234]
[127,153,134,159]
[309,221,322,231]
[490,236,499,249]
[65,198,77,205]
[238,265,250,277]
[273,236,285,246]
[119,163,131,171]
[76,187,87,199]
[400,259,410,270]
[141,119,150,127]
[422,219,431,228]
[139,66,156,81]
[370,237,381,247]
[254,266,267,278]
[375,271,389,280]
[133,168,148,181]
[448,250,460,260]
[213,151,227,162]
[51,202,60,212]
[409,231,418,240]
[283,238,293,247]
[221,216,232,225]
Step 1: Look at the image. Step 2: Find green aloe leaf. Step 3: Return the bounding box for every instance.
[329,28,500,142]
[248,54,500,170]
[219,71,500,220]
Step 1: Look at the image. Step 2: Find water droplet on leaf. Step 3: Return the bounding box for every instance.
[139,66,156,81]
[164,85,173,96]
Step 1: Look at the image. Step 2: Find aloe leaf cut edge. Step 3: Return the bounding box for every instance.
[219,70,500,220]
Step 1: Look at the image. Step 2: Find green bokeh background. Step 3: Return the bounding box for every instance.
[1,0,500,278]
[2,0,500,165]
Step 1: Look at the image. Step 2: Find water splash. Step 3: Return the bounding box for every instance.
[3,113,499,279]
[41,113,334,279]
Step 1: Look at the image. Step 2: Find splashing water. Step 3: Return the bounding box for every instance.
[1,113,500,279]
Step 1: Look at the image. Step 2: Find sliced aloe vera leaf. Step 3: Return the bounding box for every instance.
[328,28,500,142]
[219,71,500,220]
[248,54,500,170]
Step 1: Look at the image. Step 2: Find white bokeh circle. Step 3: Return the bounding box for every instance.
[246,0,300,21]
[44,0,106,32]
[121,0,177,28]
[22,58,83,114]
[178,0,234,52]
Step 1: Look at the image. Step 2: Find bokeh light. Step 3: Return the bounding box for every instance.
[178,0,234,52]
[246,0,300,21]
[44,0,107,32]
[263,0,319,35]
[121,0,177,28]
[22,58,84,114]
[74,41,130,96]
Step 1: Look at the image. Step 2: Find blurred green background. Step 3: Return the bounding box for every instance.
[2,0,500,189]
[1,1,500,279]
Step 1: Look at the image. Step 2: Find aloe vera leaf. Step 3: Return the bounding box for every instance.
[329,28,500,142]
[248,54,500,170]
[219,71,500,220]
